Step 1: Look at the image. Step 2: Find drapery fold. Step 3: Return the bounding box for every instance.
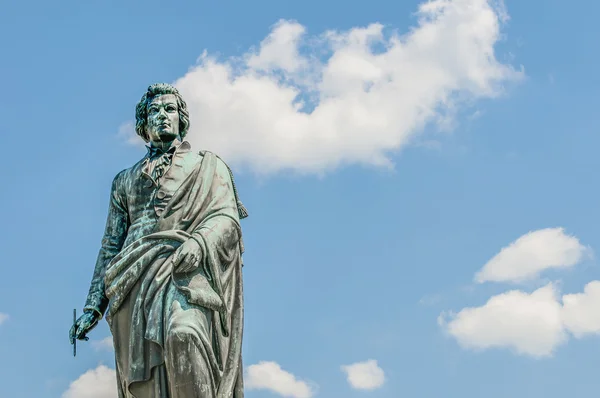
[103,152,244,397]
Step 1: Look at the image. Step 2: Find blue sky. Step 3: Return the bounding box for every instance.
[1,0,600,397]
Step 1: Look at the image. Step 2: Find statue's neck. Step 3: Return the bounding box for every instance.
[150,136,181,153]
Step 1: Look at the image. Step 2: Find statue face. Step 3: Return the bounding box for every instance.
[146,94,180,144]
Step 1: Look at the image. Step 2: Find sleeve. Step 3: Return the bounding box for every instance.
[83,170,129,318]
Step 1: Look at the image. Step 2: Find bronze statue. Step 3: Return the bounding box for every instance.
[69,83,248,397]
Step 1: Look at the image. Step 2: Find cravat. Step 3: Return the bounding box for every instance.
[152,151,173,181]
[147,145,176,182]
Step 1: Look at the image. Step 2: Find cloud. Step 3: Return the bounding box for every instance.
[117,122,138,145]
[62,365,117,398]
[245,361,315,398]
[246,21,308,73]
[441,227,596,357]
[92,336,114,351]
[441,280,600,357]
[0,313,8,325]
[475,228,589,284]
[63,361,314,398]
[341,359,385,390]
[123,0,521,175]
[562,280,600,338]
[440,284,567,357]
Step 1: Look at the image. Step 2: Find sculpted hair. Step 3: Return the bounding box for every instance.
[135,83,190,142]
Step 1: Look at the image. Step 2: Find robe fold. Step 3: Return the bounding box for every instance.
[89,148,245,398]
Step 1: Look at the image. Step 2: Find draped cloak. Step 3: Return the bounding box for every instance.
[85,147,245,398]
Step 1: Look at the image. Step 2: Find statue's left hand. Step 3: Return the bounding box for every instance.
[172,237,203,273]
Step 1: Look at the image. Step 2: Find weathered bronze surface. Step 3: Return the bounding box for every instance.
[69,83,248,397]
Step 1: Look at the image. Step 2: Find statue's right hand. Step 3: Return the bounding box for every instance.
[69,311,99,344]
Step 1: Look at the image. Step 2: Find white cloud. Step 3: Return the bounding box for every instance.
[64,361,315,398]
[562,280,600,338]
[123,0,521,175]
[92,336,114,351]
[245,361,315,398]
[475,228,589,284]
[62,365,117,398]
[440,284,567,357]
[341,359,385,390]
[117,122,138,145]
[442,227,597,357]
[246,21,308,73]
[441,279,600,357]
[0,313,8,325]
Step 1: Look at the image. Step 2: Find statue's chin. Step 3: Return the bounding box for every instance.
[150,131,179,145]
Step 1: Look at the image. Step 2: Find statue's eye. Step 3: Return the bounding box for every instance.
[166,106,176,112]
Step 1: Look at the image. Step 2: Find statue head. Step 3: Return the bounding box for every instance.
[135,83,190,145]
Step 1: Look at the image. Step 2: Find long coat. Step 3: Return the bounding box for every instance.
[84,141,246,397]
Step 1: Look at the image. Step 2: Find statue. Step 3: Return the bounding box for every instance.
[69,83,248,397]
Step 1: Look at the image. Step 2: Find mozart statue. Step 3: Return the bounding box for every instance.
[69,83,248,397]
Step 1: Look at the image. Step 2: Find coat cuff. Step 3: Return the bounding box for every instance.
[84,293,108,319]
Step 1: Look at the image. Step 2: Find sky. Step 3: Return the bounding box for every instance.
[0,0,599,397]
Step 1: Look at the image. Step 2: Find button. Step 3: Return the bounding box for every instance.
[156,190,166,199]
[144,180,153,188]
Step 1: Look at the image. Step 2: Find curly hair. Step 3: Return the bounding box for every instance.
[135,83,190,142]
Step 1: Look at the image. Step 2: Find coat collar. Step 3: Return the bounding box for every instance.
[141,140,193,185]
[145,139,192,158]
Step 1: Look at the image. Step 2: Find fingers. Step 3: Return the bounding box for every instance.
[177,253,193,272]
[70,326,83,342]
[172,245,184,269]
[177,252,199,273]
[171,252,180,269]
[76,316,97,341]
[70,315,97,344]
[76,324,87,340]
[69,325,76,344]
[76,325,91,341]
[172,242,200,273]
[70,323,85,342]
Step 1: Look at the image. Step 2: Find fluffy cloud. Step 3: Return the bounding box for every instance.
[440,284,567,357]
[124,0,521,175]
[475,228,589,284]
[0,312,8,325]
[441,280,600,357]
[62,365,117,398]
[92,336,114,352]
[562,281,600,338]
[63,361,315,398]
[440,228,592,357]
[341,360,385,390]
[245,361,315,398]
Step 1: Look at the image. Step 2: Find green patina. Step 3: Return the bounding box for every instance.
[69,83,248,398]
